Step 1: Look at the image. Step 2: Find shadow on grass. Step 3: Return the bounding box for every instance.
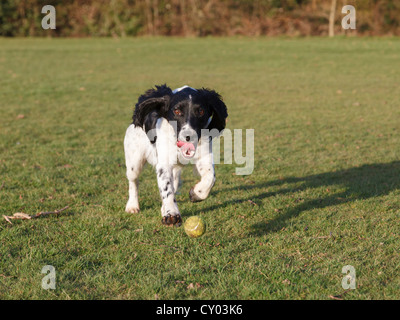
[209,161,400,236]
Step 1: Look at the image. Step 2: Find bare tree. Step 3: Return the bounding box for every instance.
[145,0,154,35]
[153,0,159,35]
[329,0,337,37]
[311,0,317,11]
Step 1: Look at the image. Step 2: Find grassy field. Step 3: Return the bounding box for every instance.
[0,37,399,300]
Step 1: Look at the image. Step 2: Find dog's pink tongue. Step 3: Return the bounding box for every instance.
[177,141,195,158]
[177,141,186,148]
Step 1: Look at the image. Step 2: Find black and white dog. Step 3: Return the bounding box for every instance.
[124,84,228,226]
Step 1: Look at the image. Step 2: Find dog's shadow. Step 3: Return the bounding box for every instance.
[205,161,400,236]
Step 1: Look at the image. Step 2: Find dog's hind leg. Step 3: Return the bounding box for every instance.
[126,181,140,213]
[125,159,146,214]
[125,168,144,214]
[172,165,183,194]
[124,125,148,214]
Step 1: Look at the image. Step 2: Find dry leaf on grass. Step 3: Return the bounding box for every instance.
[187,283,203,290]
[3,206,69,224]
[329,290,350,300]
[13,213,32,219]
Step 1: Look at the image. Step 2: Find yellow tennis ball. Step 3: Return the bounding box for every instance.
[184,216,206,238]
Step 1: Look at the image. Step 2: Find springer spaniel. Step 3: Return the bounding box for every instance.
[124,84,228,226]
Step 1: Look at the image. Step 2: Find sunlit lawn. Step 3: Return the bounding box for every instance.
[0,37,399,299]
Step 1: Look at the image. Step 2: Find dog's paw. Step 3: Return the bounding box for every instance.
[161,214,182,227]
[189,187,204,203]
[125,206,140,214]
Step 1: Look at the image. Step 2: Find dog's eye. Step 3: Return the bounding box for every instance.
[174,109,183,116]
[198,108,204,116]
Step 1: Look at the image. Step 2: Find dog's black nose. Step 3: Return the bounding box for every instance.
[185,136,191,142]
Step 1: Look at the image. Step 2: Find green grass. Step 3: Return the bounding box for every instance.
[0,37,399,300]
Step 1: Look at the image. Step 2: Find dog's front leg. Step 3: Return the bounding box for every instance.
[156,118,181,226]
[189,138,216,202]
[157,166,181,226]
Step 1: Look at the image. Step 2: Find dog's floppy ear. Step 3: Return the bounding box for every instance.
[133,84,173,128]
[198,88,228,132]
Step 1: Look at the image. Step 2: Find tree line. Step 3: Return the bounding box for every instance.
[1,0,400,37]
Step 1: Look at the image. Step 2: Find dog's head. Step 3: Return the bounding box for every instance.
[133,84,228,159]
